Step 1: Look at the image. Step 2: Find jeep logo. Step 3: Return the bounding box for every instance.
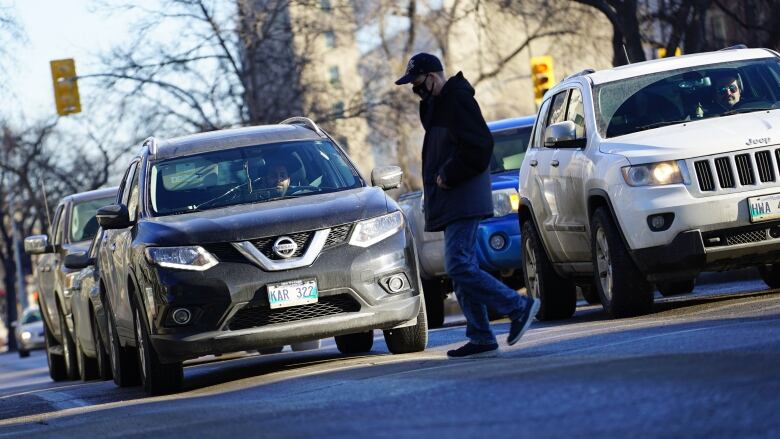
[272,236,298,259]
[746,137,771,146]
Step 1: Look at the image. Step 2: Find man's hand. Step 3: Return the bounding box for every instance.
[436,175,451,190]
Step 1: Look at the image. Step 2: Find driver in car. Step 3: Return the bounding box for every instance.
[265,160,291,197]
[713,71,742,110]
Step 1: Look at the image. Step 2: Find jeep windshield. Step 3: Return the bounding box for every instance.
[594,57,780,138]
[489,125,532,173]
[149,140,363,216]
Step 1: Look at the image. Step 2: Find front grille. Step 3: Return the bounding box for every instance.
[227,294,360,330]
[725,229,768,246]
[252,231,312,260]
[702,223,780,248]
[203,243,245,263]
[324,224,352,248]
[692,147,780,193]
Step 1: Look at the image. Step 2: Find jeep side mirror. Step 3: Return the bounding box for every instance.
[371,166,403,191]
[64,251,94,270]
[24,235,53,255]
[544,121,586,149]
[96,204,131,230]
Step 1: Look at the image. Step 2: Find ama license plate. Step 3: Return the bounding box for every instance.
[267,278,318,309]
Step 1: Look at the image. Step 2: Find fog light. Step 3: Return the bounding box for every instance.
[388,275,406,292]
[489,233,506,250]
[647,213,674,232]
[171,308,192,325]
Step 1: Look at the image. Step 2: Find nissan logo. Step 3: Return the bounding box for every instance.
[272,236,298,258]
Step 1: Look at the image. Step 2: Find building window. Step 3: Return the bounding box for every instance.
[329,66,341,86]
[339,137,349,151]
[320,0,332,12]
[332,101,345,117]
[324,31,336,49]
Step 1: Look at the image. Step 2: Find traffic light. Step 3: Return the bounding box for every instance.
[530,55,556,104]
[50,58,81,116]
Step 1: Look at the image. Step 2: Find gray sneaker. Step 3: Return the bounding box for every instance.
[507,297,540,345]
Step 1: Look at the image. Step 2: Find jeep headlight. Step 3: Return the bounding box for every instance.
[492,188,520,217]
[349,211,404,248]
[145,246,218,271]
[621,160,689,187]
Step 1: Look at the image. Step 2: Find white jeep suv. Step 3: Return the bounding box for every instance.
[519,47,780,319]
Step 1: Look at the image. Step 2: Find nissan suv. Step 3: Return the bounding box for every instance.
[97,118,427,395]
[519,47,780,319]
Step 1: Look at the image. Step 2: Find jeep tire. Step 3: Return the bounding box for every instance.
[591,207,654,317]
[521,220,576,320]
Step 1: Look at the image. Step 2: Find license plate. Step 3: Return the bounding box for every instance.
[748,193,780,222]
[267,278,318,309]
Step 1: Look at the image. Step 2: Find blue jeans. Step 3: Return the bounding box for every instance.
[444,218,529,345]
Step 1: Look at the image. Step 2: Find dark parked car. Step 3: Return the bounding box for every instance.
[98,118,427,395]
[64,227,113,381]
[24,187,118,381]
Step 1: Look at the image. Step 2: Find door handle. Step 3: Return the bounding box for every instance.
[529,160,538,167]
[551,160,560,167]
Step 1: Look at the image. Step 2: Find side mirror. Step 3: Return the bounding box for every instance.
[544,121,586,149]
[64,251,94,270]
[96,204,131,230]
[24,235,53,255]
[371,165,403,191]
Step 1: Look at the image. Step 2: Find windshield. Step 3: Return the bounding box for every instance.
[149,140,363,216]
[70,196,114,242]
[22,309,41,324]
[490,125,533,173]
[594,57,780,138]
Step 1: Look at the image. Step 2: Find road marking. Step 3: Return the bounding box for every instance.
[34,390,89,411]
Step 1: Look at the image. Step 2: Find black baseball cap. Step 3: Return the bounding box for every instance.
[395,53,443,85]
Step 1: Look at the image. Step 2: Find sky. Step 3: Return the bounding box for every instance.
[8,0,136,121]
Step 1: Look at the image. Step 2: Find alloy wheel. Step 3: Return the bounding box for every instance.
[595,227,613,301]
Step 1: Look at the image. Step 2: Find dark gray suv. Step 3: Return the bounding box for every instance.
[97,118,427,395]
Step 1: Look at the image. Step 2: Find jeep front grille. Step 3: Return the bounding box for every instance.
[702,222,780,248]
[227,294,360,330]
[692,146,780,194]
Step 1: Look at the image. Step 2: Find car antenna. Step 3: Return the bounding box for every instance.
[623,44,632,64]
[39,174,53,236]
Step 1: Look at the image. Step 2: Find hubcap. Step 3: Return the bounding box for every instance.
[595,228,613,302]
[135,311,147,382]
[524,238,540,300]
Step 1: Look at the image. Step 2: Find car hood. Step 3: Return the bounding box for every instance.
[599,110,780,164]
[138,187,390,245]
[489,170,520,191]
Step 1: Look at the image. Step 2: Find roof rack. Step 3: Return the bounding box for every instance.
[720,44,748,51]
[280,117,325,137]
[564,68,595,81]
[143,136,158,156]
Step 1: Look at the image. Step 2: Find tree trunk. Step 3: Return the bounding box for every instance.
[3,257,18,351]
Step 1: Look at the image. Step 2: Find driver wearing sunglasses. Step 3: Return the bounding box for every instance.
[713,72,742,109]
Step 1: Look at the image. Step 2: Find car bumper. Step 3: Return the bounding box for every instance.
[136,229,422,363]
[475,214,522,272]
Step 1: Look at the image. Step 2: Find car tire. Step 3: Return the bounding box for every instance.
[58,308,79,380]
[258,346,284,355]
[579,283,601,305]
[335,330,374,354]
[591,207,654,318]
[42,310,67,381]
[18,349,30,358]
[106,301,140,387]
[657,279,695,297]
[383,297,428,354]
[521,220,576,320]
[75,328,99,381]
[420,277,446,329]
[135,308,183,395]
[758,264,780,289]
[91,311,112,380]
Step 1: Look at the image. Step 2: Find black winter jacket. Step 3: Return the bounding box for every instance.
[420,72,494,232]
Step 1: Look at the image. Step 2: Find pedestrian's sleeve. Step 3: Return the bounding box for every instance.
[439,91,494,187]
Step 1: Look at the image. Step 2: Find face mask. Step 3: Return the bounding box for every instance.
[412,75,432,100]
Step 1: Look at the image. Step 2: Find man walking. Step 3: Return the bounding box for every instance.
[395,53,540,358]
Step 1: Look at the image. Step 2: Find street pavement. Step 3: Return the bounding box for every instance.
[0,277,779,438]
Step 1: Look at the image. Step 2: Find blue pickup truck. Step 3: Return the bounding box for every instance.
[398,116,535,327]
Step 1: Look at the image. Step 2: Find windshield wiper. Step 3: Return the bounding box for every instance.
[720,107,773,117]
[194,180,254,210]
[634,119,690,132]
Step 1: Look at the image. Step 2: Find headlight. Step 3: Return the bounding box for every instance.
[349,211,404,248]
[492,188,520,217]
[621,160,689,187]
[145,246,218,271]
[21,331,32,341]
